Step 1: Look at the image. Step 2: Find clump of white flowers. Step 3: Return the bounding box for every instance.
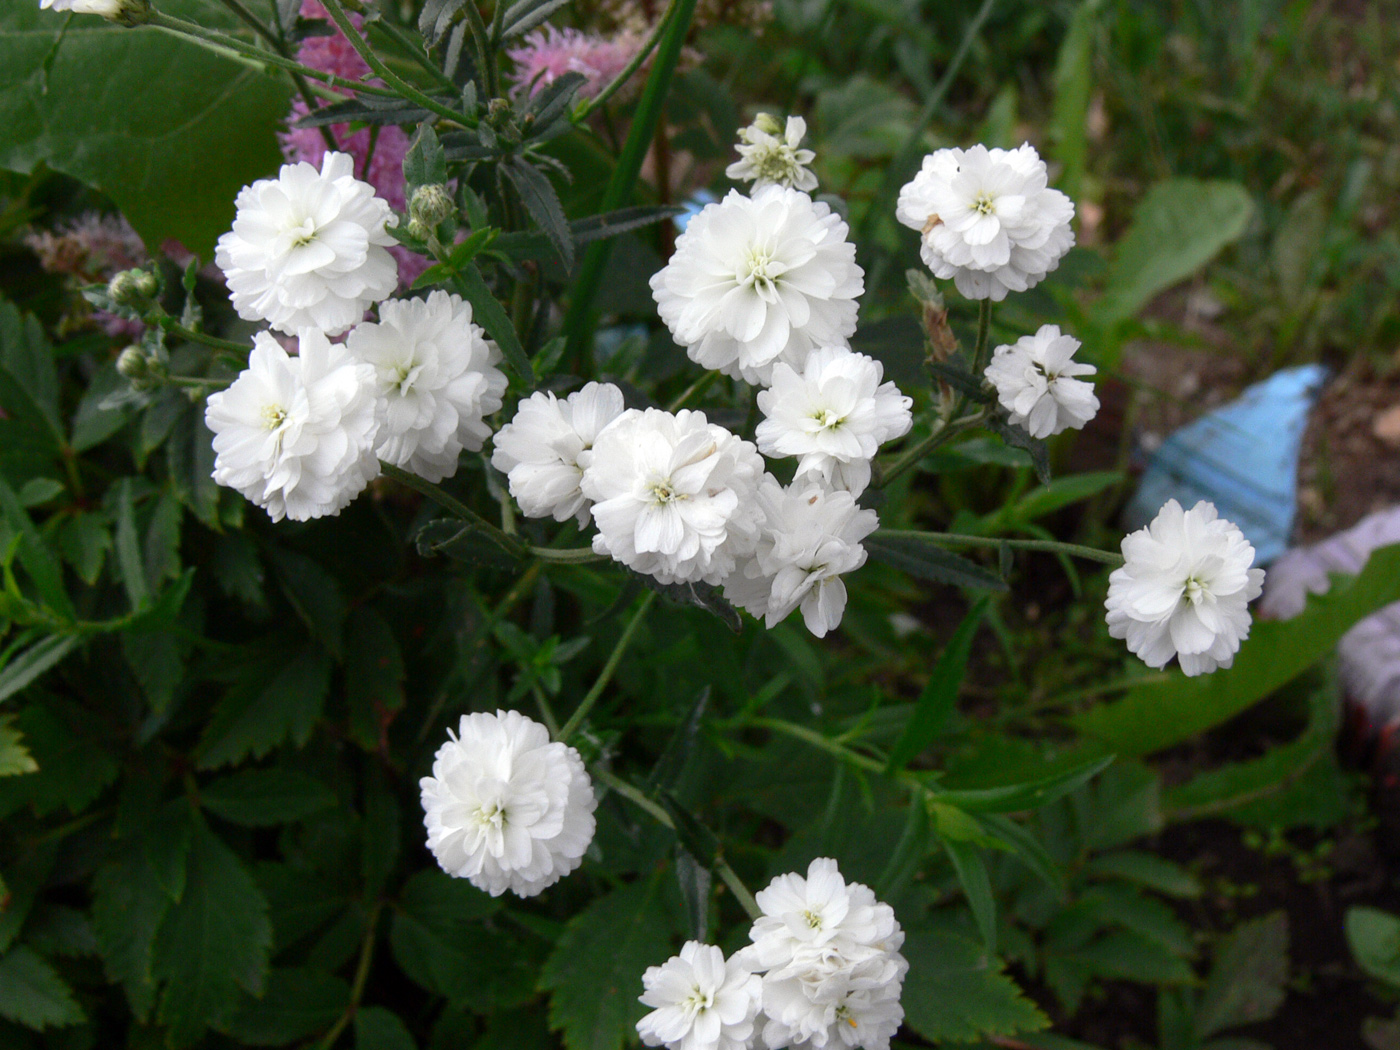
[984,324,1099,439]
[216,151,398,336]
[896,143,1074,302]
[491,382,627,526]
[205,330,380,523]
[756,346,912,496]
[636,942,763,1050]
[346,290,506,482]
[725,480,879,638]
[1106,499,1266,677]
[580,408,766,586]
[420,709,597,898]
[726,113,819,193]
[651,186,864,386]
[40,0,149,21]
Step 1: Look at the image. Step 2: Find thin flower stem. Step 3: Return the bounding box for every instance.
[369,16,459,93]
[593,767,761,921]
[877,299,992,487]
[558,591,656,741]
[378,461,527,557]
[320,0,472,125]
[571,0,677,120]
[666,369,718,412]
[317,902,383,1050]
[747,717,887,776]
[531,682,561,737]
[874,529,1124,566]
[527,546,608,564]
[159,319,252,354]
[164,375,231,392]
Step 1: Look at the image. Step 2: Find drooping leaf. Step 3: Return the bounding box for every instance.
[864,531,1008,591]
[0,3,290,256]
[985,417,1051,485]
[887,598,986,772]
[900,926,1050,1043]
[201,769,337,827]
[0,946,83,1030]
[151,820,272,1046]
[540,874,680,1050]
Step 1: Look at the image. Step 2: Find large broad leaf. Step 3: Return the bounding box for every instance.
[0,2,290,256]
[1072,543,1400,756]
[1096,178,1253,325]
[540,874,680,1050]
[900,926,1049,1043]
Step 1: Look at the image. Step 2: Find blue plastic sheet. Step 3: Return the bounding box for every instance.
[1124,364,1328,565]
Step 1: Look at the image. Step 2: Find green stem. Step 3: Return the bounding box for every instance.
[562,0,699,368]
[873,529,1124,566]
[571,0,677,120]
[160,319,252,354]
[320,0,471,125]
[558,591,656,740]
[370,16,458,93]
[747,717,888,776]
[531,682,561,738]
[527,546,608,564]
[970,297,992,375]
[165,375,231,392]
[593,768,760,921]
[667,369,718,412]
[317,903,382,1050]
[378,461,526,557]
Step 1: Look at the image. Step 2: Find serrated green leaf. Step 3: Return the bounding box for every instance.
[0,302,59,444]
[0,945,83,1030]
[499,0,573,38]
[152,821,272,1046]
[0,3,289,257]
[1084,851,1201,898]
[268,548,347,659]
[1195,913,1289,1038]
[0,704,117,816]
[646,687,709,794]
[355,1006,416,1050]
[201,769,337,827]
[345,608,406,751]
[92,839,176,1021]
[1073,544,1400,756]
[504,160,574,270]
[900,927,1049,1043]
[166,402,220,528]
[196,646,333,770]
[864,531,1009,591]
[1098,178,1253,325]
[452,261,533,385]
[1083,884,1194,956]
[540,874,681,1050]
[0,713,36,776]
[0,634,79,706]
[404,122,448,193]
[0,476,72,618]
[984,417,1051,485]
[57,512,110,587]
[221,967,349,1046]
[887,598,986,772]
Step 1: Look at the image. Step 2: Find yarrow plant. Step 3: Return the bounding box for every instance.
[726,113,819,192]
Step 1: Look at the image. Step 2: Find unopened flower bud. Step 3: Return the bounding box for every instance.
[409,184,454,230]
[108,268,158,306]
[116,346,160,389]
[750,111,782,137]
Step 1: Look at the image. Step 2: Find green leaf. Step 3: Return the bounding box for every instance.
[1195,912,1289,1038]
[0,704,117,816]
[152,820,272,1046]
[0,713,36,775]
[499,0,573,38]
[453,261,534,385]
[114,478,149,612]
[1048,0,1103,202]
[268,548,347,659]
[413,518,522,568]
[887,598,986,771]
[1348,907,1400,989]
[0,945,83,1030]
[166,402,221,528]
[221,968,349,1046]
[0,302,59,446]
[984,418,1051,485]
[345,608,406,751]
[0,476,72,618]
[0,3,289,257]
[900,926,1049,1043]
[355,1006,417,1050]
[1097,179,1253,325]
[196,646,334,770]
[403,122,447,193]
[1004,472,1122,525]
[1072,544,1400,755]
[864,531,1009,591]
[57,512,110,587]
[634,572,743,632]
[504,159,574,270]
[540,874,681,1050]
[201,769,337,827]
[92,840,177,1020]
[937,754,1115,814]
[1084,851,1201,898]
[0,635,79,706]
[943,836,997,955]
[646,686,710,794]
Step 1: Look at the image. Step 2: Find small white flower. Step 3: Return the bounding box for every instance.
[420,709,597,898]
[1106,499,1266,676]
[205,330,380,523]
[727,114,819,193]
[637,942,762,1050]
[896,143,1074,302]
[984,324,1099,439]
[216,151,398,336]
[725,480,879,638]
[580,408,765,586]
[40,0,145,18]
[491,382,627,526]
[745,859,907,1050]
[756,347,912,496]
[346,290,506,482]
[651,187,864,386]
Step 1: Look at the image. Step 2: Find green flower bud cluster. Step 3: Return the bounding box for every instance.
[408,184,455,241]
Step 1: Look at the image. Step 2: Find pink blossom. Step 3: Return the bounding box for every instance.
[25,211,146,281]
[505,26,643,99]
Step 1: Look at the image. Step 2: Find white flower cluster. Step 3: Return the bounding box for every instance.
[636,859,906,1050]
[726,114,819,193]
[205,154,508,521]
[983,324,1099,439]
[420,710,597,898]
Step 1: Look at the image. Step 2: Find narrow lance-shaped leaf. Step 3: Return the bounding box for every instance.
[452,261,535,386]
[864,531,1008,592]
[887,597,987,772]
[942,834,996,956]
[505,160,575,271]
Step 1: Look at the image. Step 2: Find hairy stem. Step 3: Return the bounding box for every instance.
[378,461,526,557]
